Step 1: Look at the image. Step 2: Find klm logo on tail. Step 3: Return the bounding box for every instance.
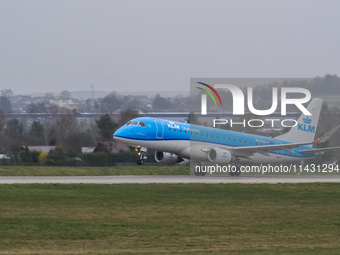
[298,117,315,133]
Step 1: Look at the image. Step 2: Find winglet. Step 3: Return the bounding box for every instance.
[314,125,340,144]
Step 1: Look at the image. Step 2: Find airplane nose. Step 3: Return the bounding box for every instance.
[113,128,123,139]
[113,126,128,140]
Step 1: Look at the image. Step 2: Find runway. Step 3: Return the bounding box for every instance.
[1,175,340,184]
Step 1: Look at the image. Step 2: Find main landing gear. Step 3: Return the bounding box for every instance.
[137,158,144,165]
[194,168,206,176]
[136,146,147,165]
[229,167,241,177]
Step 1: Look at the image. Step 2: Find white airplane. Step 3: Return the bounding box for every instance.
[113,98,340,176]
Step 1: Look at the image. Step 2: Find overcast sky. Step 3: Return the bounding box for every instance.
[1,0,340,95]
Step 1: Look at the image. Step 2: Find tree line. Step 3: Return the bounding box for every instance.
[0,89,190,114]
[0,108,139,165]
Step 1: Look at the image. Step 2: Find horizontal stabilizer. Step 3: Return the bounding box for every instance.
[298,146,340,154]
[315,125,340,143]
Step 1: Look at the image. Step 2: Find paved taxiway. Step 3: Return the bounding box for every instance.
[0,175,340,184]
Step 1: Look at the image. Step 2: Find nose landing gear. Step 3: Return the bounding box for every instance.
[136,146,147,165]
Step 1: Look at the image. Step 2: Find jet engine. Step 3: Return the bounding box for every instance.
[154,151,182,165]
[208,148,235,164]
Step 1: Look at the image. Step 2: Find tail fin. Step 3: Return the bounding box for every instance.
[276,98,323,143]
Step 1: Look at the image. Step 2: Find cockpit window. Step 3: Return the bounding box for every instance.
[126,121,139,126]
[139,122,146,127]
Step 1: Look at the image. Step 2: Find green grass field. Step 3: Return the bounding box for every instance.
[0,165,189,176]
[0,183,340,254]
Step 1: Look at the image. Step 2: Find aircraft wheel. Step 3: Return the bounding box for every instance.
[234,169,241,177]
[137,160,141,165]
[194,169,201,176]
[229,171,235,177]
[140,159,144,165]
[194,169,206,176]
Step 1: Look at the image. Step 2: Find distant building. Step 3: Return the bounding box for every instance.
[22,146,56,153]
[81,147,95,154]
[50,98,81,110]
[94,141,130,154]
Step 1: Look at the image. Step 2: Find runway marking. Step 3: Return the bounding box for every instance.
[0,175,340,184]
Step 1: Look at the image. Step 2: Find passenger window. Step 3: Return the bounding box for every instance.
[169,128,171,131]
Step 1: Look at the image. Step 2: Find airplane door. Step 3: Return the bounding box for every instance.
[154,119,164,139]
[275,139,283,159]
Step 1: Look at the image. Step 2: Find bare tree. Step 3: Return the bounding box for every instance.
[100,92,121,113]
[60,90,71,99]
[118,108,139,127]
[96,114,118,140]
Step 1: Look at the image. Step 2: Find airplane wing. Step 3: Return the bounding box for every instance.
[232,125,340,158]
[231,141,314,157]
[200,125,340,159]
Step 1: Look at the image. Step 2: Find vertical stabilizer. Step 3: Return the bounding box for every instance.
[276,98,323,143]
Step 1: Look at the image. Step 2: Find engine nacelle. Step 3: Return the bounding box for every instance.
[154,151,180,165]
[208,148,235,164]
